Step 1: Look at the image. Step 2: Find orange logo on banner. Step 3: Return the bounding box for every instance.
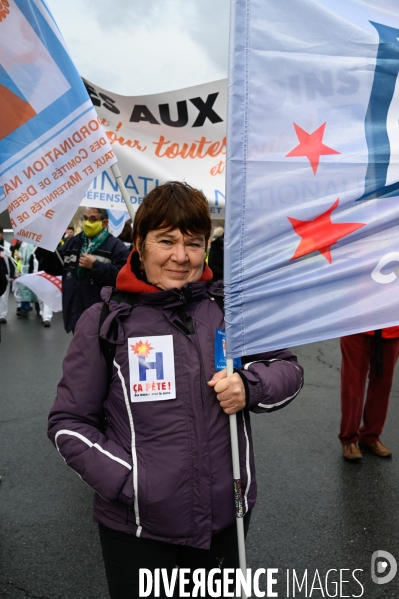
[0,0,10,22]
[0,85,36,140]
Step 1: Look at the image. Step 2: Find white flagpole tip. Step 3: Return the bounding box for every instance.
[110,163,136,223]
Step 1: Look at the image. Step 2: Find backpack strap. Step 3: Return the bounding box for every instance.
[98,302,115,386]
[98,291,141,385]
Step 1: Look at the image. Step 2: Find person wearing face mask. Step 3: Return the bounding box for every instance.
[36,208,129,333]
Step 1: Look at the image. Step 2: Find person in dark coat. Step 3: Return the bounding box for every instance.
[0,267,7,297]
[36,208,129,332]
[0,227,15,323]
[48,183,304,598]
[208,226,224,281]
[0,266,7,347]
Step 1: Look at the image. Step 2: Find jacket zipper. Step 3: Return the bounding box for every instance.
[169,296,213,541]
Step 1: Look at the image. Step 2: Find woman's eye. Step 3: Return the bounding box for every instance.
[160,239,172,245]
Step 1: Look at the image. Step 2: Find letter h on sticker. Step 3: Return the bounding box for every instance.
[138,353,164,381]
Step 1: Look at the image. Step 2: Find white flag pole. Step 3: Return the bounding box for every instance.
[225,0,247,592]
[55,249,64,267]
[110,163,136,222]
[227,357,248,599]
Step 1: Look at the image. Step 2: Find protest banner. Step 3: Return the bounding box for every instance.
[0,185,5,214]
[0,0,117,250]
[14,271,62,312]
[80,79,227,219]
[225,0,399,357]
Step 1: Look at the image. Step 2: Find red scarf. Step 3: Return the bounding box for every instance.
[116,249,213,293]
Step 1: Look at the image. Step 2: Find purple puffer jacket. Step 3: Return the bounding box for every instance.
[48,281,303,549]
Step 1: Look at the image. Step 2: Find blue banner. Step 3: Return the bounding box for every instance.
[225,0,399,357]
[0,0,116,249]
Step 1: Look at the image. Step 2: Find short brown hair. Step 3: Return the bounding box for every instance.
[133,181,212,247]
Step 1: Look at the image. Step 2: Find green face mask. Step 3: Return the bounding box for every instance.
[83,220,103,238]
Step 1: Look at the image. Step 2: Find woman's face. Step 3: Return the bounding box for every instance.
[138,228,206,290]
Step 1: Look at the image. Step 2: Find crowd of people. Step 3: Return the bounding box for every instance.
[0,183,398,598]
[0,229,52,326]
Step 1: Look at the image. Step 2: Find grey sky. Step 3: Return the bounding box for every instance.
[46,0,230,95]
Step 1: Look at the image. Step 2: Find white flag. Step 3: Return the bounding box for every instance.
[15,271,62,312]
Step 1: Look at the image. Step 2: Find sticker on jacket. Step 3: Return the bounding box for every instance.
[128,335,176,402]
[215,328,242,371]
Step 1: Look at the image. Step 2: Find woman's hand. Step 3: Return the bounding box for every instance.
[207,369,246,414]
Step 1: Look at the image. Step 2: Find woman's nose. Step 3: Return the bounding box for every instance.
[172,243,188,262]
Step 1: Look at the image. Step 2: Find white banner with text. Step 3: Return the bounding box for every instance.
[81,79,227,219]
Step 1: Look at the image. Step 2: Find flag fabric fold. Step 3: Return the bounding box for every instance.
[0,0,117,250]
[225,0,399,357]
[107,209,130,238]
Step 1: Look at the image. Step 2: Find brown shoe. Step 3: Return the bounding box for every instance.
[342,443,362,461]
[359,440,392,458]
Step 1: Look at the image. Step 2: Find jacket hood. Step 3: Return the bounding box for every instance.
[100,250,214,345]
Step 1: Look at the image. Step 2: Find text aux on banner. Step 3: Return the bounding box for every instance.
[0,0,117,250]
[81,78,227,219]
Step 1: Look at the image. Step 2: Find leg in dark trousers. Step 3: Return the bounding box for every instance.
[359,337,399,443]
[99,513,251,599]
[99,526,178,599]
[176,512,251,597]
[339,333,371,445]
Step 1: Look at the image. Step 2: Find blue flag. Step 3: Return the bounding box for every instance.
[0,0,116,249]
[225,0,399,357]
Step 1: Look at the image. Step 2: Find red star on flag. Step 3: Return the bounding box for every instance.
[288,199,365,264]
[286,123,340,174]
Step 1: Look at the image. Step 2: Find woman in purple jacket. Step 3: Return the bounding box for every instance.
[48,182,303,598]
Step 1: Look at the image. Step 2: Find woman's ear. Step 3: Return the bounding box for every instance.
[137,238,146,260]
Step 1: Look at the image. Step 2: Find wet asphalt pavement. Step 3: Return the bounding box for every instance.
[1,296,399,598]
